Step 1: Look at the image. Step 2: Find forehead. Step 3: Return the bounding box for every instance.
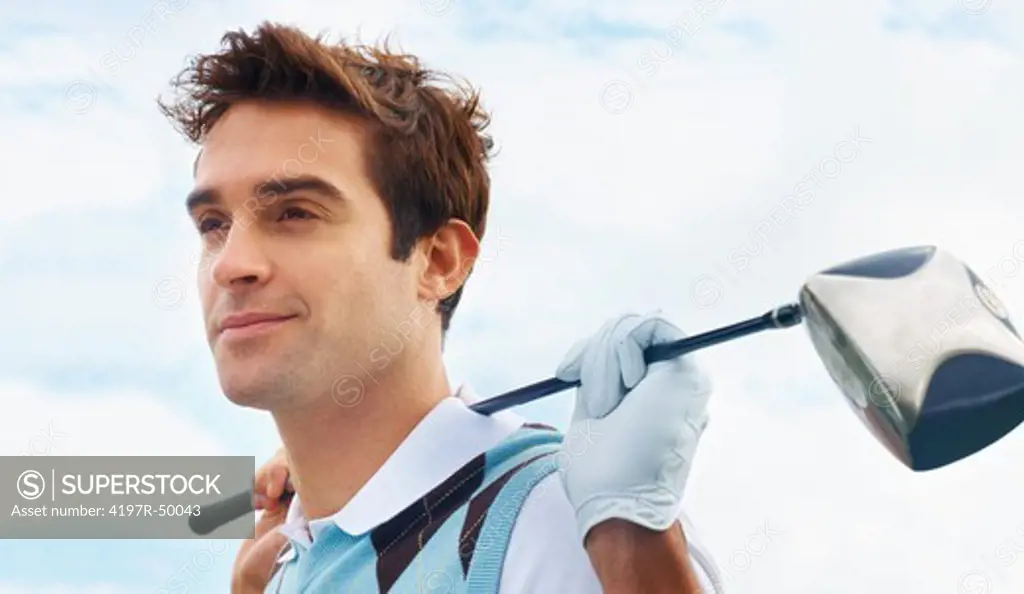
[193,101,371,197]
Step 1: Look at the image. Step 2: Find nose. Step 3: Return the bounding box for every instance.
[206,219,273,291]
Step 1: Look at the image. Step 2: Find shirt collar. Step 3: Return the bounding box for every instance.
[279,383,524,548]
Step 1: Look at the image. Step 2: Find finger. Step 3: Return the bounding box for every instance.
[557,315,625,385]
[628,312,686,349]
[624,355,713,427]
[254,506,289,540]
[253,493,268,511]
[619,313,684,388]
[254,465,270,498]
[264,495,282,513]
[616,347,643,390]
[239,531,290,590]
[580,315,636,418]
[631,314,695,368]
[266,465,288,501]
[554,336,588,383]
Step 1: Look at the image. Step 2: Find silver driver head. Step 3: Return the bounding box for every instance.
[799,245,1024,471]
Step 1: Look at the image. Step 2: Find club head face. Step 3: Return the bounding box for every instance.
[799,245,1024,471]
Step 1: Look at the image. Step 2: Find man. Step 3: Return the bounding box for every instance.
[160,21,722,593]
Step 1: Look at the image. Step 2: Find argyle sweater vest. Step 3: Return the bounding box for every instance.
[266,423,563,593]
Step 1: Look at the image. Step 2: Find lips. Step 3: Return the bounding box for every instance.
[218,312,297,334]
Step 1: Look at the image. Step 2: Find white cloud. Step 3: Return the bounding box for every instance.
[0,104,174,226]
[0,381,226,456]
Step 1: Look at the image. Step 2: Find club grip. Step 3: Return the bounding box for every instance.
[189,490,253,535]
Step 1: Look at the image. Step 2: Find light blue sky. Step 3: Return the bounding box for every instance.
[2,0,1024,592]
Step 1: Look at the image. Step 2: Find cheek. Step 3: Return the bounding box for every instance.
[311,230,419,321]
[340,256,417,316]
[197,265,217,314]
[313,254,383,315]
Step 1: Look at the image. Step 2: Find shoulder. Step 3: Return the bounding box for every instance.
[500,474,725,594]
[500,473,603,593]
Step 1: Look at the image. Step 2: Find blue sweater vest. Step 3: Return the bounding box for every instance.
[266,423,563,593]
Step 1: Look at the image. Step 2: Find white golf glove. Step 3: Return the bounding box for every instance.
[554,312,712,542]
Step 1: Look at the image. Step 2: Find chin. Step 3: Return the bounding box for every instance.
[221,384,274,411]
[217,367,290,411]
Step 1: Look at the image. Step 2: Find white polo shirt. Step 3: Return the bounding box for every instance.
[278,384,723,593]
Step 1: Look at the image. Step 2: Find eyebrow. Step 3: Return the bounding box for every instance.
[185,175,348,214]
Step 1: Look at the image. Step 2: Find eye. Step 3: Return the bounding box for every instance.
[197,215,227,235]
[279,206,317,221]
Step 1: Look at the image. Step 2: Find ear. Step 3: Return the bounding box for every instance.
[417,219,481,305]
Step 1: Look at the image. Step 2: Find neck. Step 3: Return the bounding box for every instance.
[272,346,450,521]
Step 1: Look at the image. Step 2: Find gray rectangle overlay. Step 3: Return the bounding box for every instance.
[1,456,255,539]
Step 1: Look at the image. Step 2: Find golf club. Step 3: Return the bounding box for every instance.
[189,245,1024,536]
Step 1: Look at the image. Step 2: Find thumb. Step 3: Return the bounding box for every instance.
[555,336,589,383]
[250,528,288,565]
[254,505,289,541]
[236,511,290,590]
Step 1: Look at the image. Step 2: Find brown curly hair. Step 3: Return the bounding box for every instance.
[158,21,495,332]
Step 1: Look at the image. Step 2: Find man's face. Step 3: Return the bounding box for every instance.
[188,101,423,410]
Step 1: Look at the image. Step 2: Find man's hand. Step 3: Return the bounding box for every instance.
[231,448,294,594]
[554,312,712,542]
